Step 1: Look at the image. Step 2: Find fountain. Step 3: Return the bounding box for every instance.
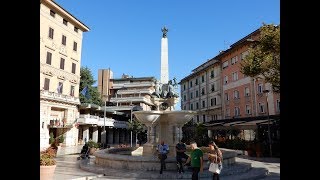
[92,27,238,174]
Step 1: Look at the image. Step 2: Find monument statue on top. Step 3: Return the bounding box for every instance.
[161,26,168,38]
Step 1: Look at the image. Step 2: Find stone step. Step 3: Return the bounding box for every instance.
[80,159,268,179]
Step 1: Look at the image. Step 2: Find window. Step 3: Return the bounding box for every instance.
[213,114,218,120]
[196,90,199,97]
[234,90,239,99]
[183,84,186,91]
[50,10,55,17]
[246,105,251,115]
[183,95,186,101]
[197,115,199,123]
[48,27,54,39]
[60,58,65,70]
[195,78,198,85]
[225,93,229,101]
[203,115,206,123]
[201,75,205,83]
[42,122,45,129]
[276,99,280,112]
[201,88,205,95]
[74,27,79,33]
[190,81,193,87]
[211,84,215,92]
[190,103,193,110]
[211,98,217,106]
[70,85,75,96]
[245,87,250,96]
[259,103,265,113]
[210,70,214,78]
[63,19,68,26]
[57,82,63,94]
[202,100,205,108]
[224,76,228,84]
[183,106,186,110]
[234,107,240,116]
[190,92,193,99]
[72,63,76,74]
[222,61,229,69]
[62,35,66,45]
[232,72,238,81]
[46,52,52,65]
[225,108,230,117]
[258,83,263,93]
[44,78,50,90]
[196,102,199,109]
[231,56,238,64]
[73,41,77,51]
[241,51,249,60]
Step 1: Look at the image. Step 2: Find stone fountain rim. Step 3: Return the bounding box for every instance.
[132,110,197,115]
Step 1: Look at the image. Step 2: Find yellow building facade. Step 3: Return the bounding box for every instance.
[40,0,89,149]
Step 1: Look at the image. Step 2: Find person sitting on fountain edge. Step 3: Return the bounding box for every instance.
[157,140,169,174]
[176,139,189,173]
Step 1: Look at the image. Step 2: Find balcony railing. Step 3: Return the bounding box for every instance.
[77,115,128,129]
[110,97,153,105]
[117,89,153,95]
[40,90,80,105]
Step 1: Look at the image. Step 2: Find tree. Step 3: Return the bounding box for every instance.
[240,23,280,92]
[127,117,146,145]
[80,66,102,105]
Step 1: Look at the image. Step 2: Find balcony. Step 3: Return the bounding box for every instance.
[40,90,80,105]
[112,82,154,89]
[117,89,153,95]
[77,114,128,129]
[48,119,74,129]
[110,96,153,105]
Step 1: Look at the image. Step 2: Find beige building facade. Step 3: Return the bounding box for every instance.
[40,0,89,149]
[180,59,222,124]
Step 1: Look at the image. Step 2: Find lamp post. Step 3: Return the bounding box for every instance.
[130,104,133,147]
[101,98,107,148]
[263,89,272,157]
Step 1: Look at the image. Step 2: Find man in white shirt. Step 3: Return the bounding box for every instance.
[157,140,169,174]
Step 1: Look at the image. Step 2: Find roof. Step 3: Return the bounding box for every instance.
[179,59,219,83]
[209,28,260,60]
[112,76,156,81]
[42,0,90,32]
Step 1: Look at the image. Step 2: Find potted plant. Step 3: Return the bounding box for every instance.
[58,134,65,146]
[40,146,57,180]
[87,140,99,155]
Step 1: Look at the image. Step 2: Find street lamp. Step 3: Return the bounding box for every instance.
[130,103,133,147]
[101,97,107,148]
[263,89,272,157]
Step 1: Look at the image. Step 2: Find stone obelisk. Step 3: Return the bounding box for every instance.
[160,26,169,84]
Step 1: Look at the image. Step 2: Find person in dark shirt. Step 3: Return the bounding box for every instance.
[176,140,189,173]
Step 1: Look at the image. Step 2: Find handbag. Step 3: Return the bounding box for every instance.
[208,152,222,174]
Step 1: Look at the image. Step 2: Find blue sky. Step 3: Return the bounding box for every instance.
[55,0,279,109]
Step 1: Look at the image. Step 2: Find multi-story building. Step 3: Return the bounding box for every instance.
[76,71,157,146]
[218,28,280,120]
[179,59,222,124]
[180,27,280,142]
[97,68,113,103]
[40,0,90,149]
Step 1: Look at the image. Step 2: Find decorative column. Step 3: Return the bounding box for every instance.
[114,129,119,144]
[108,128,114,144]
[82,126,89,143]
[160,26,169,84]
[92,127,98,143]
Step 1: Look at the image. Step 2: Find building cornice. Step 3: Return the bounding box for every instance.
[41,0,90,32]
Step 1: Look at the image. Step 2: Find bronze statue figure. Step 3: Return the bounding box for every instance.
[161,26,168,38]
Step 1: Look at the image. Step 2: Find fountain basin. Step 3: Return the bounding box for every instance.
[94,147,237,171]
